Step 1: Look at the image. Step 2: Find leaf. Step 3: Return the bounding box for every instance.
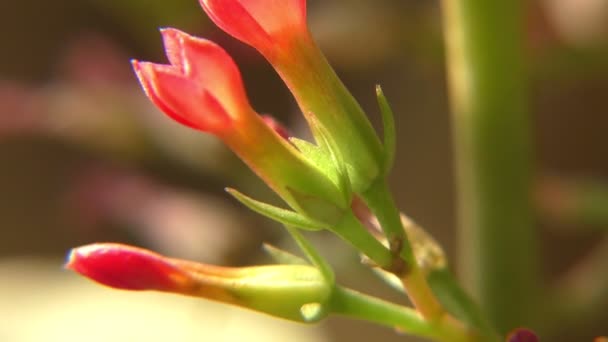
[226,188,326,231]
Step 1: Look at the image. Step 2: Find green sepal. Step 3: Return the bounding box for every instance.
[226,188,327,231]
[290,137,340,186]
[306,114,352,205]
[284,226,335,285]
[262,243,308,265]
[223,264,332,323]
[376,85,396,175]
[262,233,334,286]
[285,186,346,225]
[283,227,334,321]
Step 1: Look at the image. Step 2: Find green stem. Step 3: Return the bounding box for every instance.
[362,180,444,320]
[330,287,475,342]
[361,179,414,266]
[440,0,538,332]
[332,211,393,269]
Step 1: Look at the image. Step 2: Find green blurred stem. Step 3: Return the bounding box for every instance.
[330,287,475,342]
[440,0,538,332]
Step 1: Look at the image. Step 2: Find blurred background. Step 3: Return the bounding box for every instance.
[0,0,607,341]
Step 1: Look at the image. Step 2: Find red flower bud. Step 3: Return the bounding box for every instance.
[66,243,193,292]
[67,243,332,322]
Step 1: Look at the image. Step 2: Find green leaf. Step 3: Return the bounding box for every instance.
[262,243,308,265]
[376,85,396,175]
[227,188,327,231]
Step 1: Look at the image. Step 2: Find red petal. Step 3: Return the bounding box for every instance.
[178,33,250,117]
[200,0,309,62]
[160,28,187,71]
[200,0,272,51]
[132,60,232,132]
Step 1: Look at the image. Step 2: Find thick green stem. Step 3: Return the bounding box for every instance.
[440,0,538,332]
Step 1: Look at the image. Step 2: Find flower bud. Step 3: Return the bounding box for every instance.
[200,0,385,193]
[67,243,332,322]
[132,28,348,220]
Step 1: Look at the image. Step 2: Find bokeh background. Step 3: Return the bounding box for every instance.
[1,0,607,341]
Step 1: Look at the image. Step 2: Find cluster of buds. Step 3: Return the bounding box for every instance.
[70,0,400,328]
[132,27,348,223]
